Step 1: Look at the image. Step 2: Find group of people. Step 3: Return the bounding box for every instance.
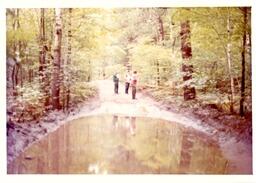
[113,70,138,99]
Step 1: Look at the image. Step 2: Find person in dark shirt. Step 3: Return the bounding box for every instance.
[113,73,119,94]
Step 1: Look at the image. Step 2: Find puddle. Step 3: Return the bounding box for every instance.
[7,115,249,174]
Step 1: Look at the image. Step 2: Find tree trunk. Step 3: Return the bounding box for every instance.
[28,69,33,82]
[39,8,46,78]
[46,10,55,108]
[240,7,248,116]
[226,10,235,113]
[158,15,164,43]
[66,8,72,111]
[39,8,50,107]
[180,20,196,100]
[156,14,164,86]
[12,9,22,96]
[20,66,23,87]
[52,8,62,110]
[13,9,20,54]
[156,60,160,86]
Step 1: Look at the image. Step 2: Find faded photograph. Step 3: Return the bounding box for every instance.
[6,8,252,174]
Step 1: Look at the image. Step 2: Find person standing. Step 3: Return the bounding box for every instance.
[131,71,137,99]
[113,73,119,94]
[125,70,131,94]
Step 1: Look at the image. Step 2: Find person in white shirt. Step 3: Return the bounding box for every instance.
[125,70,131,94]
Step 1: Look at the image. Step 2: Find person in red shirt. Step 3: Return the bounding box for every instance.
[131,71,137,99]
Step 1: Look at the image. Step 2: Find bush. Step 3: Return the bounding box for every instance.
[70,82,97,105]
[7,82,45,123]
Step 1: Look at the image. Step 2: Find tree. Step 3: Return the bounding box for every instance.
[39,8,50,107]
[39,9,46,77]
[226,8,235,113]
[239,7,249,116]
[180,20,196,100]
[65,8,72,111]
[12,9,22,94]
[156,11,165,86]
[52,8,62,110]
[6,7,252,123]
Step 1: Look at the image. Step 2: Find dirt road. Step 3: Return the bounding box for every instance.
[7,80,252,173]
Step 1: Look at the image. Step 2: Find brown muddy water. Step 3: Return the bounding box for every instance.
[7,115,243,174]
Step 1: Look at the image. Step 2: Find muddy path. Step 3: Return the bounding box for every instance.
[7,80,252,174]
[79,80,208,132]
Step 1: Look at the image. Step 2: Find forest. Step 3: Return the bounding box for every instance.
[6,8,252,174]
[7,8,251,121]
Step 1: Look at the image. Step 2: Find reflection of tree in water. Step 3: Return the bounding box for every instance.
[127,119,183,172]
[185,129,228,173]
[179,129,194,172]
[125,119,228,173]
[8,116,229,174]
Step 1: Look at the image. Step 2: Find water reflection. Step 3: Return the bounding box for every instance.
[112,115,136,136]
[8,115,231,174]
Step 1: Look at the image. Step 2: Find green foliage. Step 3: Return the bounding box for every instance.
[6,7,252,122]
[71,82,97,104]
[130,44,181,86]
[8,81,45,122]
